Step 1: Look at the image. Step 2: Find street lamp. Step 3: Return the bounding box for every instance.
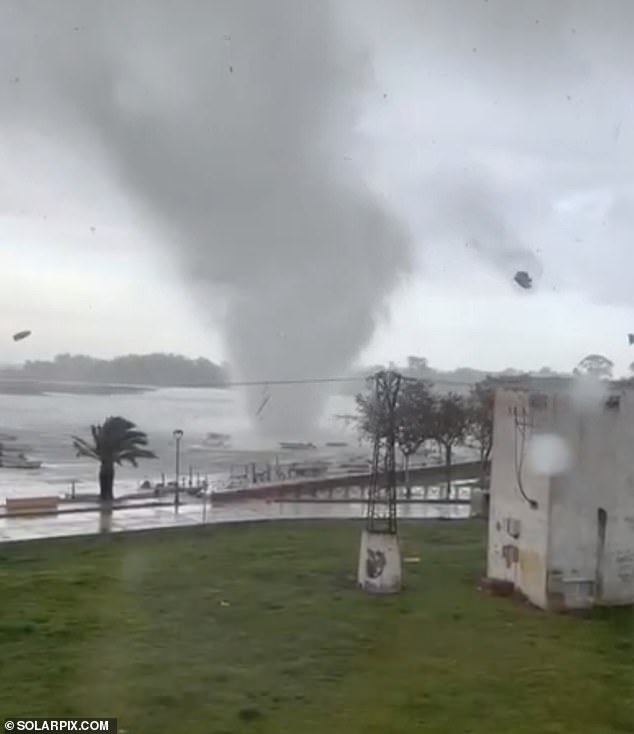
[173,429,184,507]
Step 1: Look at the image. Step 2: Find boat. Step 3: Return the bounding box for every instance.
[338,461,371,474]
[325,441,349,448]
[279,441,317,450]
[0,442,32,452]
[0,452,42,469]
[203,432,232,448]
[288,461,329,478]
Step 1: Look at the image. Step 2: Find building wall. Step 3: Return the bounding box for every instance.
[487,388,551,608]
[547,389,634,607]
[489,379,634,610]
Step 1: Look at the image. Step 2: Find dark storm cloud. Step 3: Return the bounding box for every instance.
[5,0,634,401]
[0,1,410,434]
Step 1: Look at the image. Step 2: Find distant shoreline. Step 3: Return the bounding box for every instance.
[0,379,156,396]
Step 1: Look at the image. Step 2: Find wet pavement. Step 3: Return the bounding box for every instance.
[0,496,471,543]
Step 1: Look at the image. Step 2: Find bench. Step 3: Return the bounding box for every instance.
[5,496,59,516]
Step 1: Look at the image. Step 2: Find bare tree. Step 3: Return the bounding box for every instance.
[467,382,494,489]
[428,393,468,498]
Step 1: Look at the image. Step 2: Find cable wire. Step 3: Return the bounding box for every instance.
[513,405,538,509]
[212,375,483,389]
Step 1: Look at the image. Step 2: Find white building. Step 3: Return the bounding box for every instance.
[487,377,634,610]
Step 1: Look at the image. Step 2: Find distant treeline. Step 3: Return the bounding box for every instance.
[1,353,229,387]
[341,356,568,395]
[0,352,569,391]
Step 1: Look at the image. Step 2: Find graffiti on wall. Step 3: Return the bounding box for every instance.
[506,518,521,539]
[616,549,634,583]
[366,549,387,579]
[502,544,519,568]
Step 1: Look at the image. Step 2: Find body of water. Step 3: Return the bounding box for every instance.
[0,388,370,499]
[0,386,478,501]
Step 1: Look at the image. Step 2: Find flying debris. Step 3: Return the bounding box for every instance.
[628,334,634,346]
[12,330,31,342]
[514,271,533,289]
[255,394,271,418]
[255,386,271,419]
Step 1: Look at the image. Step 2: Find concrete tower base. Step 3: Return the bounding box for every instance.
[357,529,402,594]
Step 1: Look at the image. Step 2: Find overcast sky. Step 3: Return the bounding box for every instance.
[2,0,634,376]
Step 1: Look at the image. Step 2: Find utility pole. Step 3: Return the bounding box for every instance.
[357,370,402,593]
[173,429,184,508]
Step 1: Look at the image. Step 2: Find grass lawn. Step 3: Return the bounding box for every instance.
[0,519,633,734]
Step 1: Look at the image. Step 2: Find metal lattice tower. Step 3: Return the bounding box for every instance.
[366,370,402,534]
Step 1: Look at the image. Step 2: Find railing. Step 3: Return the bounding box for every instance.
[212,461,487,503]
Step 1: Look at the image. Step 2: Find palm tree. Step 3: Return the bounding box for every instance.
[72,416,157,502]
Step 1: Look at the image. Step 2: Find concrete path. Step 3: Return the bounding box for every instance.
[0,498,470,543]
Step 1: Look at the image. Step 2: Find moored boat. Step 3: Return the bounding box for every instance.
[204,432,232,448]
[0,452,42,469]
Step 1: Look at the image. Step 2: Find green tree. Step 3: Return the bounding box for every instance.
[466,382,494,488]
[356,377,433,495]
[394,380,433,495]
[17,353,228,387]
[429,393,468,498]
[72,416,157,502]
[356,390,384,441]
[574,354,614,379]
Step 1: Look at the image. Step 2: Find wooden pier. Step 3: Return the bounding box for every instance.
[211,461,486,504]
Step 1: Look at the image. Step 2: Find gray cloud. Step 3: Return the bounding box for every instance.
[1,1,410,435]
[359,0,634,305]
[4,0,634,396]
